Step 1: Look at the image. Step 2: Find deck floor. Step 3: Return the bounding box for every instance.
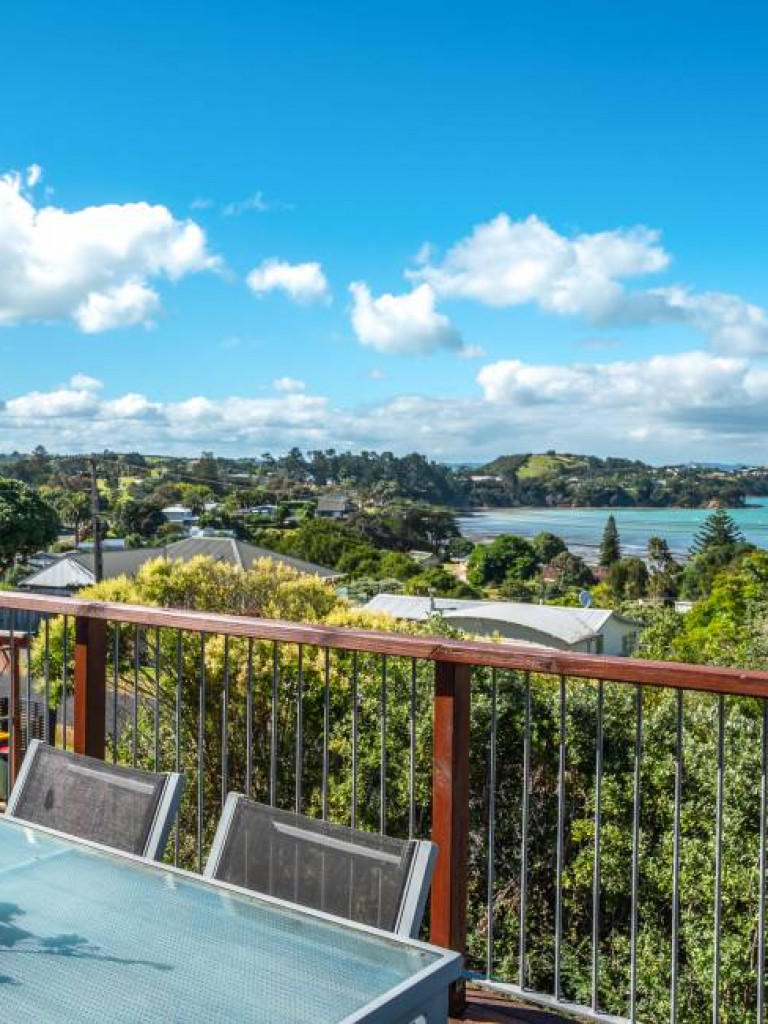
[454,989,572,1023]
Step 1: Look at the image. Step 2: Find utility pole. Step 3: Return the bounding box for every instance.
[89,455,103,583]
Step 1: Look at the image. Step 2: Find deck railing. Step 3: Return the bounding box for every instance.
[2,590,768,1023]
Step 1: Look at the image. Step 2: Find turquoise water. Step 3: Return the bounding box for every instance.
[458,504,768,561]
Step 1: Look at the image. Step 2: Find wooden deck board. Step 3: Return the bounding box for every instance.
[453,989,573,1023]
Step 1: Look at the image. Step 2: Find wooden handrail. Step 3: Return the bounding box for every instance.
[2,589,768,697]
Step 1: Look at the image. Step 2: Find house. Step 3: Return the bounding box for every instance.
[363,593,640,655]
[161,505,198,526]
[408,550,442,569]
[316,494,357,520]
[19,536,342,596]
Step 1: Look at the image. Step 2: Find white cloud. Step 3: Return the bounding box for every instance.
[3,351,768,461]
[0,168,219,332]
[349,282,463,354]
[69,373,103,391]
[411,213,669,319]
[190,197,214,211]
[26,164,42,188]
[410,212,768,355]
[223,192,270,216]
[273,377,306,393]
[246,259,331,305]
[368,368,387,380]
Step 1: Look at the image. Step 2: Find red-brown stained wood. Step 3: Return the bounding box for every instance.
[73,616,106,759]
[1,591,768,697]
[432,660,472,1014]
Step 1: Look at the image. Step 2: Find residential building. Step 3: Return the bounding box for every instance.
[363,593,640,655]
[316,494,357,520]
[19,536,341,596]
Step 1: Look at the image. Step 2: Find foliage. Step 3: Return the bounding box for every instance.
[599,514,621,567]
[0,477,59,574]
[467,534,540,587]
[690,508,745,555]
[531,531,568,563]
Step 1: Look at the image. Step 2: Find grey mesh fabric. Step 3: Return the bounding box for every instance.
[212,799,416,932]
[12,744,167,855]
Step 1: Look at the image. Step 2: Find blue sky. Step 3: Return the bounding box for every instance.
[2,1,768,461]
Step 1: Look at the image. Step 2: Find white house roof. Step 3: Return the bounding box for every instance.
[363,594,626,646]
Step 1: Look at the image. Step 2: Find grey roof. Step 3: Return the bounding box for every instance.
[317,494,353,512]
[364,594,635,645]
[20,536,339,590]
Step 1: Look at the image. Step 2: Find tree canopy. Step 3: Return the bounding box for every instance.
[0,477,59,574]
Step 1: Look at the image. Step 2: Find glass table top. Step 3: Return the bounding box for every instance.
[0,818,441,1023]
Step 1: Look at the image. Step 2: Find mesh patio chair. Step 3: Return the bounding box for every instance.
[6,739,183,860]
[205,793,438,938]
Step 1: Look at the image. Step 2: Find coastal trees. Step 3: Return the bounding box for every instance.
[466,534,540,588]
[532,531,567,563]
[599,515,621,566]
[691,508,744,555]
[0,478,59,575]
[681,509,751,600]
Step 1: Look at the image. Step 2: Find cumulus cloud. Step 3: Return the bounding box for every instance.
[273,377,306,393]
[5,348,767,461]
[410,212,768,355]
[26,164,42,188]
[0,168,219,332]
[411,213,669,319]
[349,282,464,355]
[246,259,331,305]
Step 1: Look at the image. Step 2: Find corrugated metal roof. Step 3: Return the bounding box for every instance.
[363,594,622,645]
[163,538,340,579]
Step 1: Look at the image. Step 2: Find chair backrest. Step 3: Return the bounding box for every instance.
[205,794,437,938]
[6,740,183,860]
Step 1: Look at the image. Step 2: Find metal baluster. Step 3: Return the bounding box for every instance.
[43,616,51,744]
[112,626,119,763]
[519,671,531,989]
[713,695,725,1024]
[246,638,254,799]
[409,658,417,840]
[62,615,68,749]
[351,651,359,830]
[630,685,643,1022]
[486,669,498,980]
[380,655,387,835]
[24,626,31,750]
[221,635,230,809]
[153,627,161,770]
[8,611,16,771]
[592,679,604,1014]
[322,648,330,820]
[270,643,278,807]
[132,624,140,766]
[174,631,183,866]
[759,700,767,1024]
[197,632,206,873]
[671,691,683,1024]
[295,645,303,814]
[554,676,566,1000]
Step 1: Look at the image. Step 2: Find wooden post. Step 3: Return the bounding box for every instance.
[73,617,106,759]
[431,659,472,1013]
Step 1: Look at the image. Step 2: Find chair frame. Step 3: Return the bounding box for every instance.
[6,739,184,861]
[205,791,438,939]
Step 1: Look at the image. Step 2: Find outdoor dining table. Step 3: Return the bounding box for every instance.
[0,815,461,1023]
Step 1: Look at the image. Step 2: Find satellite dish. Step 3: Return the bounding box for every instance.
[579,590,593,607]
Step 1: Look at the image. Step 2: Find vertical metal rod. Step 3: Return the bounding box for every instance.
[174,631,182,866]
[197,632,206,873]
[295,645,303,814]
[713,695,725,1024]
[554,676,566,1000]
[112,626,119,763]
[245,639,254,799]
[630,685,643,1022]
[24,630,31,751]
[380,656,388,835]
[485,669,498,980]
[8,612,17,774]
[221,634,230,809]
[759,699,767,1024]
[322,648,330,820]
[132,624,139,767]
[592,679,604,1014]
[43,616,51,745]
[519,672,531,989]
[270,643,278,807]
[409,658,417,840]
[153,627,161,770]
[62,616,68,750]
[671,691,683,1024]
[351,651,359,830]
